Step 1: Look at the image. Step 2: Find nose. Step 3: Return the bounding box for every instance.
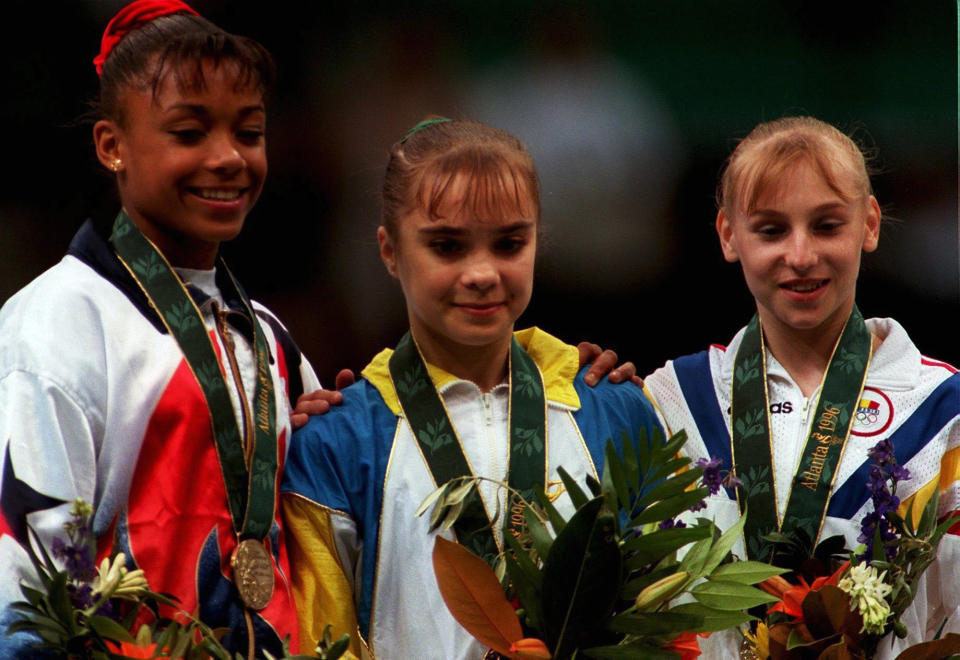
[461,255,499,292]
[207,134,245,174]
[785,230,817,271]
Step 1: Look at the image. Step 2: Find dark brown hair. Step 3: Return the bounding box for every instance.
[381,119,541,237]
[95,13,275,125]
[717,116,874,218]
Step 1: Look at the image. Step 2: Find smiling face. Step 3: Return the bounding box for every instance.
[94,60,267,268]
[379,171,537,371]
[717,156,880,343]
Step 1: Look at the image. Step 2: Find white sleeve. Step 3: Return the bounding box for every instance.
[0,370,98,658]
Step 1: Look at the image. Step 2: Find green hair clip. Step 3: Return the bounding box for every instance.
[399,116,452,143]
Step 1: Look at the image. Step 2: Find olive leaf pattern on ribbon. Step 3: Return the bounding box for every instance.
[748,528,776,562]
[734,408,766,440]
[419,418,455,455]
[195,361,226,393]
[819,399,851,429]
[251,461,274,492]
[739,465,772,499]
[514,370,543,398]
[833,344,868,374]
[735,353,762,384]
[131,253,166,282]
[396,367,428,398]
[110,218,131,239]
[166,300,201,335]
[513,427,544,457]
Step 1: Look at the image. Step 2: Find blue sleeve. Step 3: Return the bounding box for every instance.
[571,366,665,473]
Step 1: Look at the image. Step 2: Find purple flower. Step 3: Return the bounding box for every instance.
[659,518,687,530]
[859,438,910,563]
[696,457,723,495]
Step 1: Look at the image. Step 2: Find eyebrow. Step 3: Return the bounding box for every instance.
[163,103,266,118]
[417,221,535,236]
[751,201,848,218]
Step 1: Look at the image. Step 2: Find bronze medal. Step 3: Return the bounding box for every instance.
[231,538,275,610]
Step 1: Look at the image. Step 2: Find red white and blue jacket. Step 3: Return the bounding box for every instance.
[0,219,320,659]
[644,318,960,658]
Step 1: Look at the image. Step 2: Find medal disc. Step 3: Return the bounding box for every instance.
[231,538,275,610]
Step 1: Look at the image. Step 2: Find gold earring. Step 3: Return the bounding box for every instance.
[109,158,122,172]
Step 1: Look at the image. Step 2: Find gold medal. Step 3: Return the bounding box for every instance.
[231,538,275,610]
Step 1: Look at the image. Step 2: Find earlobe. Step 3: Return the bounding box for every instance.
[861,196,881,253]
[377,226,398,277]
[716,209,740,263]
[93,119,124,173]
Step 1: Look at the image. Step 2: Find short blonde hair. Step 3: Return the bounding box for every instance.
[717,116,873,218]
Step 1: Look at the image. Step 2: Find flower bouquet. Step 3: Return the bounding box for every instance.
[742,439,960,660]
[419,429,787,659]
[8,499,349,660]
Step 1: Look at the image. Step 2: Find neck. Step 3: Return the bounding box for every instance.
[124,208,219,269]
[410,327,512,393]
[758,308,850,398]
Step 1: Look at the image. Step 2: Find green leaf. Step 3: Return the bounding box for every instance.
[622,526,712,567]
[701,511,747,576]
[708,560,787,584]
[646,457,695,489]
[603,441,631,513]
[605,611,703,636]
[633,468,703,509]
[542,498,622,658]
[621,431,641,494]
[535,489,568,535]
[677,536,713,580]
[669,602,757,632]
[690,579,779,610]
[87,615,136,643]
[631,488,709,526]
[523,507,554,562]
[557,466,590,510]
[504,548,543,632]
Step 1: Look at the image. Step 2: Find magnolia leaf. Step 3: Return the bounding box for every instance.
[631,488,710,526]
[534,489,568,535]
[801,584,851,641]
[505,534,544,592]
[690,579,778,610]
[542,498,621,658]
[87,614,136,643]
[504,551,544,632]
[701,511,747,576]
[605,611,703,637]
[523,508,554,562]
[432,536,523,655]
[708,560,787,584]
[785,628,823,650]
[581,642,681,659]
[557,466,590,510]
[893,632,960,660]
[668,602,756,632]
[622,526,713,567]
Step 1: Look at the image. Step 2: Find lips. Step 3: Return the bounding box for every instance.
[780,279,828,293]
[187,187,246,202]
[454,302,504,317]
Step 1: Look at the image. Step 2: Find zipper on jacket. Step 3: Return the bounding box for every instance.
[212,301,255,464]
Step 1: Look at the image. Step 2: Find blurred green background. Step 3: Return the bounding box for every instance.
[2,1,957,384]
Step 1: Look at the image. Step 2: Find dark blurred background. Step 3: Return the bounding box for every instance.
[2,1,957,385]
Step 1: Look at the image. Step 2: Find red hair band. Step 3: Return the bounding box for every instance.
[93,0,200,76]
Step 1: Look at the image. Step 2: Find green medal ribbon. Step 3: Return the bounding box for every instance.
[389,331,547,564]
[109,211,278,541]
[731,306,872,561]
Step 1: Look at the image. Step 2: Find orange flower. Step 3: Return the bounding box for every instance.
[767,561,850,620]
[661,631,709,660]
[509,637,552,659]
[106,639,160,658]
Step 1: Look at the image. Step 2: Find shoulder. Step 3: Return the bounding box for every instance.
[573,366,660,430]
